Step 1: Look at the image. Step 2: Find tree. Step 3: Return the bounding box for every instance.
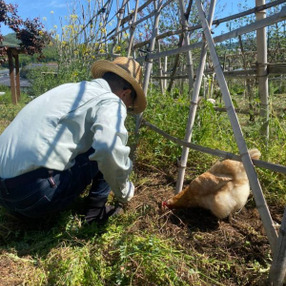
[0,0,50,63]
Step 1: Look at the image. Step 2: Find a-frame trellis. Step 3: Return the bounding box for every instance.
[95,0,286,284]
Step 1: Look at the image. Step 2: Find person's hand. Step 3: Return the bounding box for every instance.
[117,181,135,203]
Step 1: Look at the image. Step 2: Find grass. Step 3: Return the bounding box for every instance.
[0,82,285,285]
[0,87,32,133]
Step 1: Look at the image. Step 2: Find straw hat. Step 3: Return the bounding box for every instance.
[91,57,146,114]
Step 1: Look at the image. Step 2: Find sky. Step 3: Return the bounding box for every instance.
[0,0,256,37]
[1,0,69,35]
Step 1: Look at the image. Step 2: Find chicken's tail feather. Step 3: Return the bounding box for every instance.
[249,148,261,160]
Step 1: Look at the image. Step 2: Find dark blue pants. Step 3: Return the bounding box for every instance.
[0,149,110,218]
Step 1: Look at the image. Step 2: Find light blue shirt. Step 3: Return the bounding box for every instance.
[0,79,134,202]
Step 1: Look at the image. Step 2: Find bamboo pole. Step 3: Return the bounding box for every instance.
[153,65,286,79]
[195,0,278,253]
[157,41,164,94]
[101,0,113,53]
[136,6,286,62]
[111,0,128,53]
[121,0,153,26]
[239,35,254,121]
[133,0,286,50]
[163,56,168,90]
[166,0,194,92]
[177,0,194,90]
[256,0,269,141]
[127,0,139,57]
[136,0,163,131]
[101,0,286,48]
[143,120,286,174]
[175,0,216,193]
[142,0,162,94]
[167,53,181,92]
[106,0,173,43]
[269,207,286,285]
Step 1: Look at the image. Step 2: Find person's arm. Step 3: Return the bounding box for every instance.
[89,98,134,203]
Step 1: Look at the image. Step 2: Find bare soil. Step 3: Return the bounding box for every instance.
[0,162,284,285]
[127,162,284,285]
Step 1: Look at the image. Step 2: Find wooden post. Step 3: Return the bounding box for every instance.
[256,0,269,141]
[269,207,286,285]
[7,48,17,105]
[14,51,21,102]
[176,0,216,193]
[196,0,278,253]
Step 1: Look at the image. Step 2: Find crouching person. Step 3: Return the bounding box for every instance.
[0,57,147,224]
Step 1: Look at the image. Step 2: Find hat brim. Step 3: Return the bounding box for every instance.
[91,60,147,114]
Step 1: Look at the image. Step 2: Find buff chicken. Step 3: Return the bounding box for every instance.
[162,149,261,219]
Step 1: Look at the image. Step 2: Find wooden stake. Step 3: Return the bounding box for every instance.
[7,48,17,105]
[14,51,21,102]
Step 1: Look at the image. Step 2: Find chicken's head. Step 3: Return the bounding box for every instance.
[162,200,174,209]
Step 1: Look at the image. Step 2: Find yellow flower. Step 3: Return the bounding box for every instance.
[50,10,54,14]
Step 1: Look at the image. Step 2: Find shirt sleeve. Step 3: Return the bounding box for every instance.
[89,97,133,202]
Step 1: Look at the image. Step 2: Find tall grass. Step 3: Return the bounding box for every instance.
[137,85,286,203]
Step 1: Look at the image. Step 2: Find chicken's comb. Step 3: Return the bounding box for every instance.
[162,201,167,208]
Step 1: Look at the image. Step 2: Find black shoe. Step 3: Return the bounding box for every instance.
[85,204,123,224]
[85,196,107,224]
